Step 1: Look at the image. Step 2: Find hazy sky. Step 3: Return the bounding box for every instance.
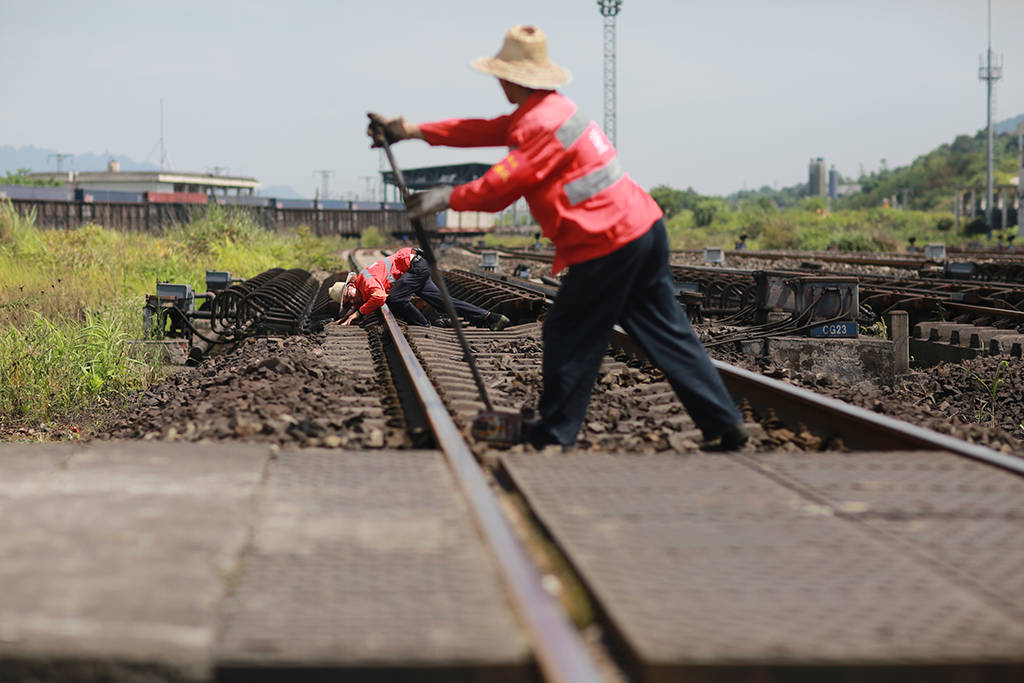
[3,0,1023,199]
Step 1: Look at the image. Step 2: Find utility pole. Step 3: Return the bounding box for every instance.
[314,170,334,200]
[379,149,388,202]
[158,98,174,171]
[359,175,376,201]
[48,153,73,172]
[1017,123,1024,242]
[978,0,1002,238]
[597,0,622,147]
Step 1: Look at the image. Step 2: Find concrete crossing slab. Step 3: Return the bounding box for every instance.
[0,442,529,682]
[0,441,270,682]
[502,452,1024,682]
[215,449,528,681]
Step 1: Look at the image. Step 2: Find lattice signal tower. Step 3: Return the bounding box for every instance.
[598,0,623,147]
[314,169,334,200]
[979,0,1002,237]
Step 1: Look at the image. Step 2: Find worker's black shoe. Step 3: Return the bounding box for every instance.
[702,422,749,452]
[525,421,566,451]
[484,312,510,331]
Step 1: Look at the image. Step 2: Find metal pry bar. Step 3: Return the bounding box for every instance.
[374,125,495,412]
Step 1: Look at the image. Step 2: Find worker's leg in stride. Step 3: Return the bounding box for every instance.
[530,237,646,448]
[386,259,432,326]
[618,220,742,440]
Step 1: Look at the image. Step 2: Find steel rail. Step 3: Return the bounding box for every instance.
[607,329,1024,475]
[939,299,1024,321]
[723,249,930,269]
[670,262,1024,299]
[375,133,496,412]
[378,304,605,683]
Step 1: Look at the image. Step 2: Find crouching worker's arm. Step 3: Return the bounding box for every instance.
[329,275,383,326]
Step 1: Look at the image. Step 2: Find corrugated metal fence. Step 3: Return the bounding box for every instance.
[2,198,408,237]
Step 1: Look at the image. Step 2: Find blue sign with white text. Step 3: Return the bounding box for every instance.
[809,322,857,338]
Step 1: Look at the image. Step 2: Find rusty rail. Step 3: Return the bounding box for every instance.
[607,328,1024,475]
[378,303,605,683]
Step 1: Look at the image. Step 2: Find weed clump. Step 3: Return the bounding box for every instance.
[0,307,159,432]
[0,200,37,251]
[166,204,263,256]
[0,206,356,436]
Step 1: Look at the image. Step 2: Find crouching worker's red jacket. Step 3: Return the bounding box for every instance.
[352,247,418,316]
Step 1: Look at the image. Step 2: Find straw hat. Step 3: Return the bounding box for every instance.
[471,25,571,89]
[328,281,345,304]
[328,273,356,304]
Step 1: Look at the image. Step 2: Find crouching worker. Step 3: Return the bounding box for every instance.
[367,25,747,451]
[329,247,510,330]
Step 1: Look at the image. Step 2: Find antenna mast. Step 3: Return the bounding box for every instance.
[159,99,173,170]
[48,153,73,173]
[978,0,1002,238]
[597,0,622,147]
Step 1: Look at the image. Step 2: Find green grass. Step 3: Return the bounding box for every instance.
[664,201,995,252]
[2,194,1001,437]
[479,231,550,249]
[0,305,160,434]
[0,201,356,436]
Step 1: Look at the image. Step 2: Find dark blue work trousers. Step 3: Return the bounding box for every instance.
[535,219,741,447]
[386,257,489,326]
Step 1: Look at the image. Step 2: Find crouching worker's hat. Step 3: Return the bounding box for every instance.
[328,281,346,304]
[329,273,359,313]
[471,25,571,89]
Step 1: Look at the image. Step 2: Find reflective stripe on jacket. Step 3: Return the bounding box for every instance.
[419,91,662,274]
[354,247,417,316]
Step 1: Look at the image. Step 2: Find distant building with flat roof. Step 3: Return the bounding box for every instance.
[29,161,259,196]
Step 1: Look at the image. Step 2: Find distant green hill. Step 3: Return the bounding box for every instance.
[995,113,1024,136]
[726,116,1022,213]
[837,128,1019,212]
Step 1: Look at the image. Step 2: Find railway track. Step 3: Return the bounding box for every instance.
[479,245,1024,363]
[9,243,1024,682]
[358,248,1020,461]
[341,247,1024,680]
[693,247,1024,283]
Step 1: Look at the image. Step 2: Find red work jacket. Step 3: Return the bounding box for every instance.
[353,247,417,316]
[419,91,662,274]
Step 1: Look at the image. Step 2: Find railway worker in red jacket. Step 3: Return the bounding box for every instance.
[367,25,747,451]
[331,247,510,330]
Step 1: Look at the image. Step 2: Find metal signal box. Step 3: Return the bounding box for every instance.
[754,271,798,323]
[155,283,195,313]
[796,277,859,337]
[205,270,233,291]
[480,251,499,272]
[943,262,976,279]
[755,272,859,336]
[145,283,196,339]
[703,246,725,264]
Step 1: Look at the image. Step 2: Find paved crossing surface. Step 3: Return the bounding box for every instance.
[503,451,1024,682]
[0,442,527,682]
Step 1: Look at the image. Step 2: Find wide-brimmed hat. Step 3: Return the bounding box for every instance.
[471,25,571,89]
[329,273,356,304]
